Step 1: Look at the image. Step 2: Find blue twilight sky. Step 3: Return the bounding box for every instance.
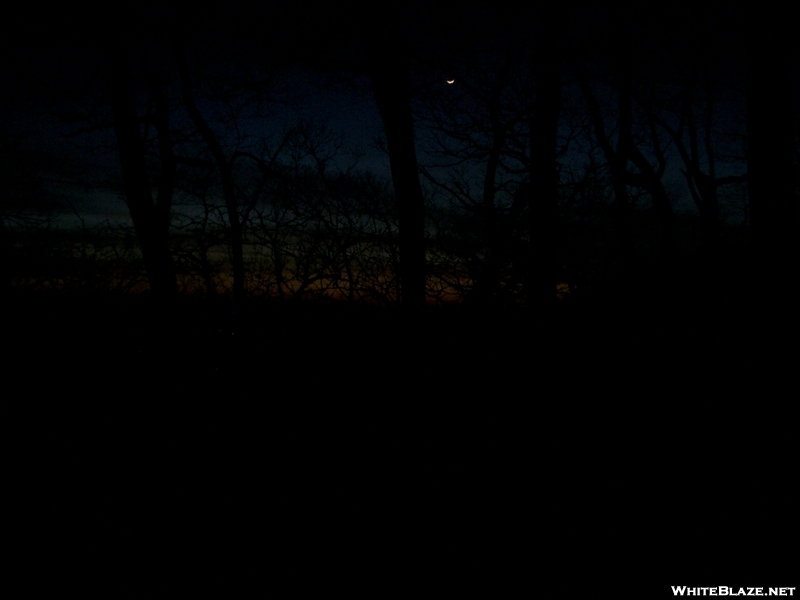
[1,2,759,235]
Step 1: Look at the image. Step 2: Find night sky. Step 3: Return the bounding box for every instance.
[0,4,760,222]
[1,5,773,229]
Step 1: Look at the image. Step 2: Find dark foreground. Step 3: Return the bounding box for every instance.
[3,290,797,596]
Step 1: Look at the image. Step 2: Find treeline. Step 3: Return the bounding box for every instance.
[1,4,797,310]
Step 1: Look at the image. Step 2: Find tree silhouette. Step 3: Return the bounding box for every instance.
[525,10,564,308]
[412,8,568,308]
[368,24,428,310]
[172,43,249,305]
[104,45,177,298]
[648,81,747,250]
[746,16,796,255]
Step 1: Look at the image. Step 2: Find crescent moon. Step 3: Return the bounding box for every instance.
[446,79,455,84]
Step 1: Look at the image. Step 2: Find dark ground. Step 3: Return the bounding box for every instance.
[3,286,797,596]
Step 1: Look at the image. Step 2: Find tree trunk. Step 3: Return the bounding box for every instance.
[576,63,633,259]
[527,22,563,309]
[746,15,796,315]
[369,30,427,310]
[174,46,247,305]
[747,31,795,259]
[471,59,510,307]
[104,48,177,298]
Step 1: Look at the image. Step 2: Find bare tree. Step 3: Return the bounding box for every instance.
[368,24,427,309]
[240,123,401,304]
[525,12,564,308]
[745,9,797,313]
[172,44,248,305]
[647,78,747,250]
[104,45,177,298]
